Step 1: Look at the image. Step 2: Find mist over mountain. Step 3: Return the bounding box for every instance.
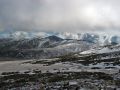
[0,0,120,34]
[1,1,120,89]
[0,0,120,70]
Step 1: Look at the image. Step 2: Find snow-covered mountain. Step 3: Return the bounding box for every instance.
[0,35,95,59]
[0,31,49,40]
[56,32,120,45]
[0,31,120,59]
[1,31,120,45]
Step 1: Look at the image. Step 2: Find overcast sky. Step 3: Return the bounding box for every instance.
[0,0,120,34]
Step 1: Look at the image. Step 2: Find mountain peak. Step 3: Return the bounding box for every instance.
[46,35,63,41]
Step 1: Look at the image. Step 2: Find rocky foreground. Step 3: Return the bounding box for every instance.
[0,54,120,90]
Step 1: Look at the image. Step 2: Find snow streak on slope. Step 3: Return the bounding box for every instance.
[80,45,120,55]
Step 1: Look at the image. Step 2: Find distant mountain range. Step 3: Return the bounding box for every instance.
[0,31,120,45]
[0,31,120,59]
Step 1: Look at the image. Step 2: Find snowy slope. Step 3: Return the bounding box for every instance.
[80,44,120,55]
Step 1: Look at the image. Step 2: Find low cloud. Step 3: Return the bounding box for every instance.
[0,0,120,33]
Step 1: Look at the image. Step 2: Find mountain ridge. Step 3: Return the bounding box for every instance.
[1,31,120,45]
[0,31,120,59]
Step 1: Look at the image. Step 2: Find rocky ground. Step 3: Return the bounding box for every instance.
[0,55,120,90]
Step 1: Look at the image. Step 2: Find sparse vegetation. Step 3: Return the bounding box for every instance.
[0,71,116,89]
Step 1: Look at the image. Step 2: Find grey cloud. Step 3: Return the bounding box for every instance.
[0,0,120,33]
